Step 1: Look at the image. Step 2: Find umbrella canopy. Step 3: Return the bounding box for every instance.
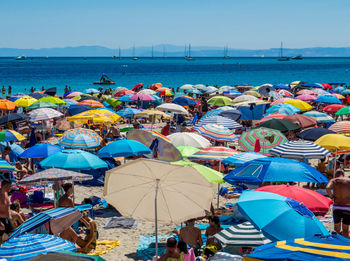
[78,96,101,102]
[79,100,105,108]
[208,96,234,106]
[157,89,174,96]
[130,93,156,101]
[116,108,141,118]
[296,94,317,102]
[0,159,15,171]
[0,234,76,261]
[236,190,329,241]
[187,146,239,161]
[223,152,267,167]
[255,113,287,126]
[269,140,330,159]
[233,95,259,104]
[114,89,135,97]
[0,130,25,142]
[214,221,271,247]
[84,88,99,94]
[242,91,260,97]
[67,104,92,116]
[8,93,26,101]
[14,96,37,108]
[303,111,335,123]
[265,104,301,115]
[98,139,151,158]
[19,144,63,159]
[29,92,49,99]
[116,94,133,102]
[335,106,350,116]
[0,99,17,110]
[256,185,333,214]
[238,127,288,155]
[39,149,108,170]
[185,88,202,95]
[270,98,292,106]
[65,91,83,98]
[217,109,242,121]
[67,109,121,125]
[63,99,79,105]
[193,124,238,142]
[283,114,317,129]
[258,85,276,97]
[283,99,312,112]
[176,145,200,158]
[296,89,315,95]
[315,95,342,104]
[277,89,293,97]
[172,96,197,106]
[315,134,350,151]
[139,89,156,95]
[156,103,189,114]
[58,128,102,149]
[168,132,211,148]
[105,98,121,108]
[297,127,336,141]
[180,84,193,90]
[28,108,63,121]
[26,101,58,110]
[329,121,350,134]
[257,119,300,132]
[273,84,289,90]
[37,97,66,105]
[311,88,329,96]
[0,113,29,125]
[224,157,328,184]
[31,251,106,261]
[196,116,242,129]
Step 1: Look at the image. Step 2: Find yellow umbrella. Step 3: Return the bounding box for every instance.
[315,134,350,151]
[67,109,122,125]
[283,99,312,112]
[290,81,302,86]
[14,96,37,108]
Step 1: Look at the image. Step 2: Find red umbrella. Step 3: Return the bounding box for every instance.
[323,104,345,113]
[114,89,135,97]
[283,114,317,128]
[132,83,144,92]
[255,113,287,126]
[255,185,332,214]
[322,83,333,90]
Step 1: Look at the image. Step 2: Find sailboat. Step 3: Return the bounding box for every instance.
[292,54,303,60]
[278,42,290,61]
[223,45,230,59]
[132,45,139,60]
[184,44,195,61]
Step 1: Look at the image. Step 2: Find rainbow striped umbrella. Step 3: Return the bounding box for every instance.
[193,124,238,142]
[238,127,288,155]
[270,98,292,106]
[329,121,350,134]
[187,147,239,160]
[255,113,287,126]
[58,128,102,149]
[78,100,105,108]
[0,130,25,142]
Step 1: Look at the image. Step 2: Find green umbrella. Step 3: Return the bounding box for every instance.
[172,160,224,183]
[176,145,200,158]
[335,106,350,116]
[37,96,66,105]
[106,98,121,108]
[257,119,300,132]
[26,101,58,110]
[31,251,106,260]
[71,94,92,101]
[207,96,234,106]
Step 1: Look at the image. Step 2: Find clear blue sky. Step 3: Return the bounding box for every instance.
[1,0,349,49]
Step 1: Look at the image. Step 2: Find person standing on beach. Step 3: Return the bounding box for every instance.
[327,170,350,237]
[1,86,5,96]
[0,179,14,242]
[8,86,11,95]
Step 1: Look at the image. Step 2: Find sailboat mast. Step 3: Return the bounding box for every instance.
[184,44,187,57]
[118,47,121,59]
[151,45,154,59]
[280,42,283,58]
[189,44,191,57]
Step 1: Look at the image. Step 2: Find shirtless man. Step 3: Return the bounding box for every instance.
[159,237,180,261]
[9,203,24,228]
[326,170,350,237]
[58,183,74,208]
[179,219,202,255]
[0,180,14,241]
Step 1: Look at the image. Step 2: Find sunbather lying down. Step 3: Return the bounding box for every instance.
[60,211,98,253]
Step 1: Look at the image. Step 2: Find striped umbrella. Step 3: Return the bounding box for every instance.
[329,121,350,134]
[214,221,271,247]
[265,103,301,115]
[79,99,105,108]
[269,141,330,159]
[303,111,335,123]
[58,128,102,149]
[238,127,288,156]
[270,98,292,106]
[0,234,76,261]
[65,91,83,98]
[62,99,79,105]
[188,146,239,160]
[193,124,238,142]
[255,113,287,126]
[0,130,25,142]
[278,90,293,97]
[196,116,242,129]
[28,108,63,121]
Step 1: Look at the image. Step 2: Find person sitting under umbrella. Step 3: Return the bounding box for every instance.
[9,202,24,228]
[179,219,203,256]
[58,183,74,208]
[76,211,98,253]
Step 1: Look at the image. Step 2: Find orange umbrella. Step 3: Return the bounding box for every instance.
[79,100,105,108]
[0,99,17,110]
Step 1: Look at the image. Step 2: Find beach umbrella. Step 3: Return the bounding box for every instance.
[332,93,345,99]
[265,103,301,115]
[31,251,106,261]
[116,108,141,118]
[104,98,120,108]
[322,83,333,90]
[186,88,202,95]
[157,89,174,96]
[283,114,317,128]
[296,89,314,95]
[135,109,170,119]
[117,94,133,102]
[335,106,350,116]
[273,84,289,90]
[176,145,200,158]
[334,86,346,93]
[139,89,156,95]
[179,84,193,90]
[315,95,342,104]
[256,185,332,214]
[255,113,287,126]
[58,128,102,149]
[67,104,92,116]
[8,93,26,101]
[222,90,242,96]
[14,96,37,108]
[130,93,156,101]
[245,234,350,261]
[98,139,151,158]
[269,98,291,106]
[205,86,219,94]
[187,146,239,161]
[323,104,345,113]
[62,99,79,105]
[258,85,276,97]
[193,84,208,91]
[0,113,29,125]
[19,143,63,159]
[78,96,101,102]
[43,87,57,96]
[342,89,350,95]
[208,96,234,106]
[0,99,17,110]
[214,221,271,247]
[297,127,336,141]
[37,97,66,105]
[29,92,49,100]
[296,94,317,102]
[127,129,183,162]
[28,108,63,121]
[315,134,350,151]
[114,89,135,97]
[269,140,330,159]
[65,91,83,98]
[193,124,238,142]
[115,86,128,92]
[172,96,197,106]
[172,160,224,183]
[329,121,350,134]
[277,89,293,97]
[283,99,312,111]
[39,149,108,170]
[303,110,334,123]
[0,234,76,261]
[0,159,15,171]
[84,88,99,94]
[26,101,58,110]
[233,95,259,104]
[156,103,189,114]
[242,91,260,97]
[301,83,324,89]
[168,132,211,148]
[78,99,104,108]
[0,130,25,142]
[239,127,288,155]
[236,191,329,241]
[104,158,214,257]
[224,157,328,184]
[223,152,267,167]
[311,88,329,96]
[257,119,300,132]
[217,109,242,121]
[67,109,121,125]
[196,116,242,129]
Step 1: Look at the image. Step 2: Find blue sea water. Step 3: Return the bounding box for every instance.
[1,57,350,95]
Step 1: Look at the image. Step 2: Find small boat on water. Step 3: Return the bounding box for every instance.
[223,45,230,59]
[184,44,195,61]
[292,55,303,60]
[93,74,116,85]
[15,55,27,60]
[277,42,290,61]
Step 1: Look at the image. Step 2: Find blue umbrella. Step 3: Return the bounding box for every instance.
[0,159,15,171]
[39,149,108,170]
[19,144,63,159]
[237,190,329,241]
[67,104,92,116]
[218,109,242,121]
[0,142,25,158]
[116,108,141,118]
[303,111,335,123]
[84,88,99,94]
[334,86,346,93]
[186,89,202,95]
[342,89,350,95]
[297,127,336,141]
[223,90,242,96]
[196,115,242,129]
[265,104,301,115]
[224,157,329,184]
[202,109,222,119]
[273,84,290,90]
[0,234,76,261]
[172,96,197,106]
[29,92,49,99]
[117,94,133,102]
[98,139,151,158]
[222,152,267,166]
[8,93,26,102]
[301,83,323,88]
[315,95,342,104]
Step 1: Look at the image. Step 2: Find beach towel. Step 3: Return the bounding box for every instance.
[103,217,138,229]
[86,238,120,256]
[137,235,178,260]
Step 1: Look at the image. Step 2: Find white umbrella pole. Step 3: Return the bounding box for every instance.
[155,179,160,260]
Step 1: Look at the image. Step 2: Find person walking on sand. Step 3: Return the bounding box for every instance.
[327,170,350,237]
[0,179,14,242]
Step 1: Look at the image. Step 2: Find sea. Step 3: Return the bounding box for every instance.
[1,57,350,95]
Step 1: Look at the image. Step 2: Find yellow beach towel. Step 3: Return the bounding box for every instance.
[87,239,120,256]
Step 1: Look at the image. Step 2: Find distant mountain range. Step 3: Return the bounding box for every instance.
[2,45,350,57]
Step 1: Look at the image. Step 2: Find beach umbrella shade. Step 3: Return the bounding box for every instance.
[0,130,25,142]
[130,93,156,101]
[0,113,29,125]
[301,83,324,89]
[0,234,76,261]
[217,109,242,121]
[157,89,174,96]
[98,139,151,158]
[28,108,63,121]
[127,129,182,162]
[222,90,242,96]
[193,124,238,142]
[185,88,202,95]
[332,93,345,99]
[311,88,329,96]
[67,109,122,125]
[37,97,66,105]
[205,86,219,94]
[335,106,350,116]
[329,121,350,134]
[156,103,189,114]
[256,185,333,214]
[0,159,15,171]
[270,98,292,106]
[223,152,267,167]
[238,127,288,155]
[63,99,79,105]
[39,149,108,170]
[31,251,106,261]
[44,87,57,96]
[296,94,317,102]
[208,96,234,106]
[67,104,92,116]
[315,134,350,151]
[303,110,335,123]
[8,93,26,101]
[168,132,211,148]
[139,89,156,95]
[105,98,121,108]
[269,140,330,159]
[84,88,99,94]
[65,91,83,98]
[258,85,276,97]
[78,96,101,102]
[322,83,333,90]
[265,103,301,115]
[114,89,135,97]
[187,146,239,161]
[14,96,37,108]
[323,104,345,113]
[104,158,214,257]
[116,108,141,118]
[29,92,49,99]
[273,84,290,90]
[315,95,342,104]
[172,96,197,106]
[78,100,105,108]
[233,95,259,104]
[117,94,133,102]
[196,115,242,129]
[26,101,58,110]
[283,114,317,129]
[242,91,260,97]
[255,113,287,126]
[277,89,293,97]
[283,99,312,112]
[257,119,300,132]
[135,109,170,120]
[176,145,200,158]
[19,143,63,159]
[19,168,93,185]
[334,86,346,93]
[214,221,271,247]
[296,89,315,95]
[297,127,336,141]
[115,86,128,92]
[342,89,350,95]
[0,99,17,110]
[180,84,194,90]
[58,128,102,149]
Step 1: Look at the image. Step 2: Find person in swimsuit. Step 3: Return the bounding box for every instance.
[76,211,98,253]
[159,237,183,261]
[0,179,14,242]
[205,216,222,250]
[58,183,74,208]
[179,219,202,256]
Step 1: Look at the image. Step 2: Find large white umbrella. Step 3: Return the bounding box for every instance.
[180,84,193,90]
[104,158,214,257]
[168,132,211,148]
[233,95,260,104]
[139,89,156,95]
[156,103,189,114]
[28,108,63,121]
[193,84,207,90]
